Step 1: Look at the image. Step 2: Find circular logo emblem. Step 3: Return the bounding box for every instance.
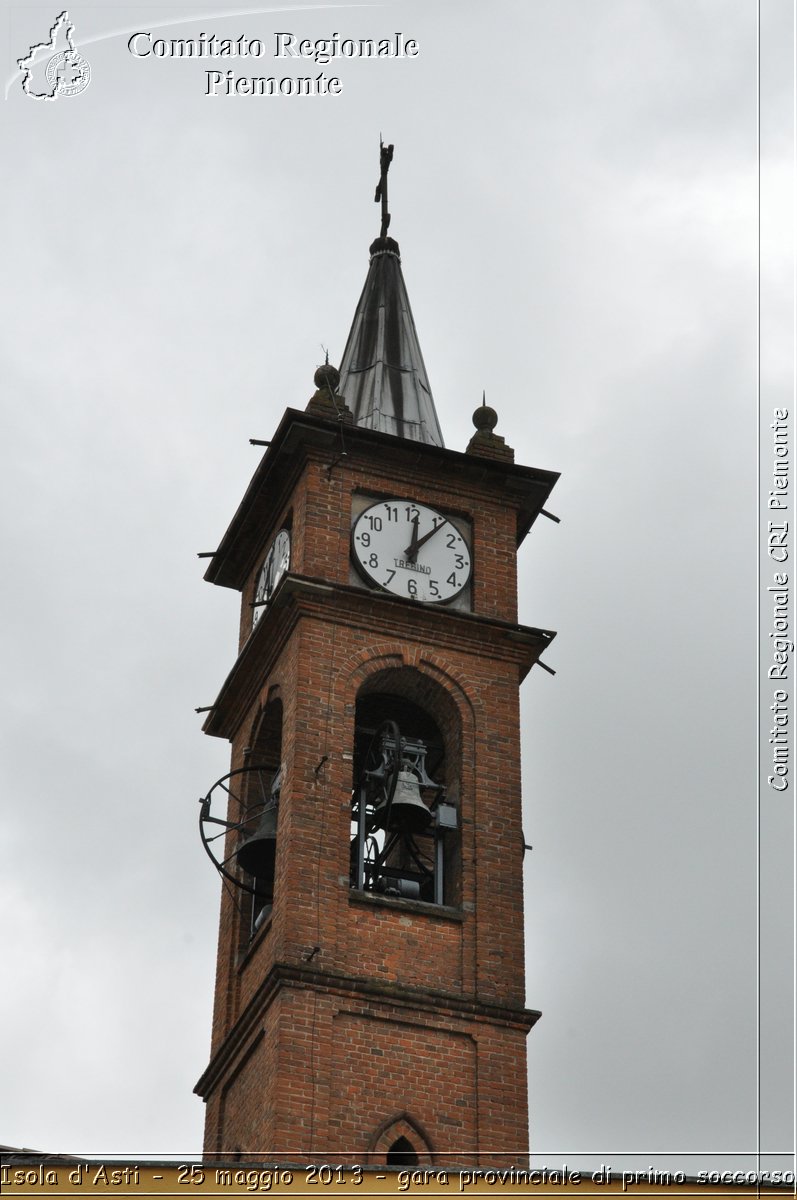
[45,50,91,97]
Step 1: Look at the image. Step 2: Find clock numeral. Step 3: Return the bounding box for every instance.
[405,505,420,521]
[407,578,418,597]
[383,569,396,586]
[454,553,465,569]
[446,572,458,587]
[365,515,383,531]
[429,580,440,598]
[368,553,379,569]
[358,531,371,547]
[385,506,398,521]
[446,533,458,549]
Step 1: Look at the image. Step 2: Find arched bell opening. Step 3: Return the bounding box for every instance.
[350,669,461,907]
[237,697,283,939]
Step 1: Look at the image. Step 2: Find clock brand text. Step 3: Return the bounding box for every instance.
[395,559,431,575]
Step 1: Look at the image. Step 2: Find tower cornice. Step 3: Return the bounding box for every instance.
[204,409,559,592]
[195,960,542,1102]
[202,575,555,740]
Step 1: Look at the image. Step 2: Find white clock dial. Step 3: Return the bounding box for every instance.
[351,500,471,604]
[252,529,291,628]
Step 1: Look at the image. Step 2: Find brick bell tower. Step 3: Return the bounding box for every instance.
[195,145,559,1167]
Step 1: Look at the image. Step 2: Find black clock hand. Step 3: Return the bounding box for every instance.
[405,513,420,562]
[404,518,447,560]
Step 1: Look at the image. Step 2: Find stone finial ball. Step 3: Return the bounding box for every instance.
[314,363,340,391]
[472,404,498,433]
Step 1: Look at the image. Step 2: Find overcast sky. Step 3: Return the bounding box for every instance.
[1,0,794,1175]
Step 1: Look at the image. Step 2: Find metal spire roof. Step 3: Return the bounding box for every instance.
[337,143,444,448]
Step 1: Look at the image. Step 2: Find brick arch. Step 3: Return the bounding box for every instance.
[339,643,406,688]
[338,642,478,730]
[368,1111,435,1165]
[236,682,284,763]
[246,691,283,772]
[247,686,284,748]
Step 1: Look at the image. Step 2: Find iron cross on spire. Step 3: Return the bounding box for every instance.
[374,139,394,239]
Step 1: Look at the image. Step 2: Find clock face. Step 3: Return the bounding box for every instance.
[252,529,291,628]
[351,499,471,604]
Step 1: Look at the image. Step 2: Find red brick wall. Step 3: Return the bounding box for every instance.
[204,984,530,1166]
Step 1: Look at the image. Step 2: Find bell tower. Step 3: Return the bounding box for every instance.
[195,146,559,1167]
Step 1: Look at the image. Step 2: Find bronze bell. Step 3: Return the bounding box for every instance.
[235,805,278,892]
[377,769,432,834]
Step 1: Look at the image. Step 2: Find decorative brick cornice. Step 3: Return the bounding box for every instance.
[203,578,554,739]
[195,961,540,1100]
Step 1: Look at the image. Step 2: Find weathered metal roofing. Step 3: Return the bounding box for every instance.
[338,236,444,448]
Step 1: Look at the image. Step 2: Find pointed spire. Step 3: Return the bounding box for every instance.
[337,144,444,448]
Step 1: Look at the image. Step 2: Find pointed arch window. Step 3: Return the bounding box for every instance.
[387,1137,418,1167]
[369,1112,434,1166]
